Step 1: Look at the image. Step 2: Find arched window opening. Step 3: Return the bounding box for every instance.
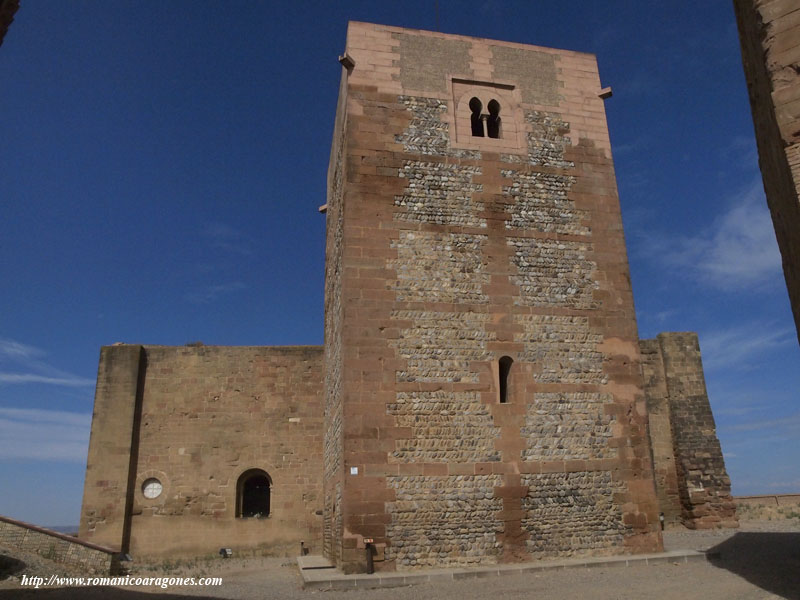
[236,469,271,518]
[486,99,501,139]
[469,97,484,137]
[499,356,513,403]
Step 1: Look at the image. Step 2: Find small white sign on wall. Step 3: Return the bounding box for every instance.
[350,466,358,475]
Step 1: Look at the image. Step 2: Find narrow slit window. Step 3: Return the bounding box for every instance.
[499,356,513,403]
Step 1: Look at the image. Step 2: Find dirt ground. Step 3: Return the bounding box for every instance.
[1,519,798,600]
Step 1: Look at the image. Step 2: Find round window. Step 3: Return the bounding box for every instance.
[142,478,163,499]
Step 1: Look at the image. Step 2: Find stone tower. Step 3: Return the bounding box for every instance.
[322,22,663,573]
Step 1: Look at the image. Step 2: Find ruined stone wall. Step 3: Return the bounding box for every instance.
[734,0,800,344]
[639,339,682,525]
[325,21,662,573]
[641,334,737,529]
[81,344,324,559]
[1,516,115,575]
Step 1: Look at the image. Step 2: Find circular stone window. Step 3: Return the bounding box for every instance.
[142,478,163,499]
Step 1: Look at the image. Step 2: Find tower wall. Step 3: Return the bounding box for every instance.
[323,21,662,573]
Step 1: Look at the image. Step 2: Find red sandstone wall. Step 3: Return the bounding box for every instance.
[325,21,662,573]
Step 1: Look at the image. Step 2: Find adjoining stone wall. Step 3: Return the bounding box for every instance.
[1,516,115,574]
[734,0,800,345]
[81,344,325,559]
[640,334,737,529]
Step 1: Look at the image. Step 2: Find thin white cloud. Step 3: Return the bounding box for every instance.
[714,404,769,418]
[0,407,91,462]
[699,322,795,370]
[721,135,759,172]
[613,136,652,158]
[203,223,253,256]
[0,339,44,360]
[186,281,247,304]
[725,412,800,434]
[0,338,95,387]
[656,180,781,290]
[766,478,800,490]
[0,373,94,386]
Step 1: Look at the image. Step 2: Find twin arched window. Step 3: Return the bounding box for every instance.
[236,469,271,518]
[469,97,502,139]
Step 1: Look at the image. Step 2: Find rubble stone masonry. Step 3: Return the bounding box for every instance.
[1,516,115,575]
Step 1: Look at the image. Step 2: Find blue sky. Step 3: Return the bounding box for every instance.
[1,2,797,527]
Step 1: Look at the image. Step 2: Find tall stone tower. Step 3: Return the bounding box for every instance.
[323,22,662,573]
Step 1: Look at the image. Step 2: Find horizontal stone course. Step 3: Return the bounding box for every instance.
[395,160,484,227]
[522,392,616,461]
[388,391,500,463]
[395,96,480,159]
[502,170,586,235]
[386,475,503,568]
[501,110,574,168]
[521,472,628,558]
[391,310,494,383]
[515,315,606,384]
[390,231,488,304]
[508,237,598,308]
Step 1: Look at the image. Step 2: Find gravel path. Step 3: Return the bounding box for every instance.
[1,520,798,600]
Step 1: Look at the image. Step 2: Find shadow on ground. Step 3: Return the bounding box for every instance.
[0,555,26,580]
[708,532,800,600]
